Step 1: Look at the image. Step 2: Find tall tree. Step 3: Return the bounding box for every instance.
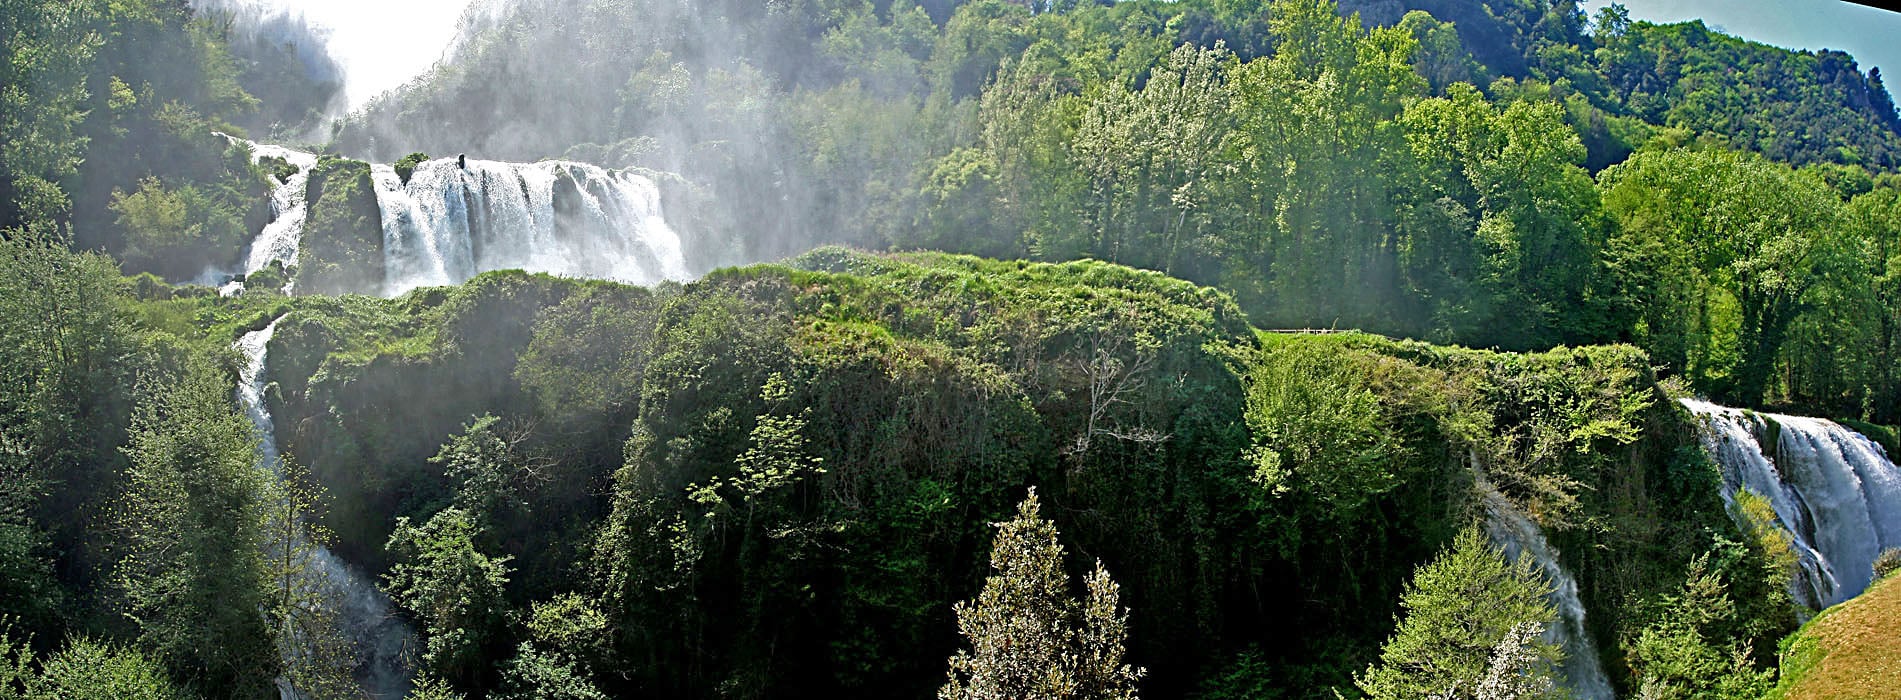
[1218,0,1421,329]
[384,508,513,689]
[1600,147,1848,405]
[941,487,1143,700]
[1357,526,1559,700]
[113,357,276,697]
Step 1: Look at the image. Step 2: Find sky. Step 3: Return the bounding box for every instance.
[1580,0,1901,80]
[202,0,481,108]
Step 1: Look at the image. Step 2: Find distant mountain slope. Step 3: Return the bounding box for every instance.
[1343,0,1901,169]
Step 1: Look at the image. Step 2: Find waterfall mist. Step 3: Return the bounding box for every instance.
[191,0,483,119]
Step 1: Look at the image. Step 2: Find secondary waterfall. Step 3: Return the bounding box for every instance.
[1682,399,1901,608]
[1479,485,1617,700]
[213,136,319,295]
[372,156,689,296]
[239,321,416,699]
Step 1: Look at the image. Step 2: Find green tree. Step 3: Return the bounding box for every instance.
[1846,181,1901,421]
[1357,526,1560,700]
[114,358,276,697]
[0,629,183,700]
[384,508,513,687]
[0,229,133,629]
[941,488,1143,700]
[1218,0,1421,329]
[262,460,357,700]
[110,176,248,280]
[0,0,100,227]
[494,642,607,700]
[1070,42,1234,275]
[1397,84,1611,347]
[1600,147,1848,405]
[1627,556,1775,699]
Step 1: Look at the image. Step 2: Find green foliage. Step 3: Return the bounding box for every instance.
[495,642,607,700]
[384,507,513,687]
[0,629,183,700]
[941,488,1143,700]
[1626,556,1777,699]
[114,357,276,696]
[394,152,429,185]
[1593,19,1901,169]
[110,176,249,279]
[405,675,467,700]
[1357,526,1560,700]
[514,284,661,427]
[3,0,274,271]
[1601,147,1850,406]
[1244,338,1405,521]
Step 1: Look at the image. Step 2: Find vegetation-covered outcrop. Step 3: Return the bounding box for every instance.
[218,249,1783,697]
[293,157,385,295]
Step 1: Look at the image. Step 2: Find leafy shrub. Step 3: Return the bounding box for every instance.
[1876,548,1901,582]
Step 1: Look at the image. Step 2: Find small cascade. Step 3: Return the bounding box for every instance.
[1479,485,1617,700]
[1682,399,1901,607]
[212,135,320,295]
[238,321,416,699]
[372,156,689,296]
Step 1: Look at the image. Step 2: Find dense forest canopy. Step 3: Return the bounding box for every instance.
[3,0,1901,698]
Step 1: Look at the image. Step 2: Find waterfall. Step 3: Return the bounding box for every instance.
[210,135,320,296]
[238,321,417,699]
[207,141,692,298]
[372,156,689,296]
[1479,485,1617,700]
[1681,399,1901,608]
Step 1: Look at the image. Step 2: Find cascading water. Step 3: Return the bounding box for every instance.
[1478,484,1617,700]
[218,146,692,695]
[239,321,416,699]
[372,156,689,296]
[1682,399,1901,608]
[211,135,320,295]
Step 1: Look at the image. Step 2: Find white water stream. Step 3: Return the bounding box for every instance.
[1478,482,1616,700]
[239,321,416,698]
[1682,399,1901,608]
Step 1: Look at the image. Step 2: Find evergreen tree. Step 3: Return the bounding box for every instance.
[1627,556,1774,699]
[1357,526,1560,700]
[941,488,1143,700]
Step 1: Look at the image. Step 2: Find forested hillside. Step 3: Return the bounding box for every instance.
[330,0,1901,415]
[3,0,1901,698]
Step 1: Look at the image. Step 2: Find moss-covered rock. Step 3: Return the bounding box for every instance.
[294,157,384,296]
[393,152,429,186]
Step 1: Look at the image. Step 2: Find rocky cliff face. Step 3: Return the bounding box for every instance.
[296,157,385,295]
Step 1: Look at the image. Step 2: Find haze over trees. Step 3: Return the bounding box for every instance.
[2,0,1900,698]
